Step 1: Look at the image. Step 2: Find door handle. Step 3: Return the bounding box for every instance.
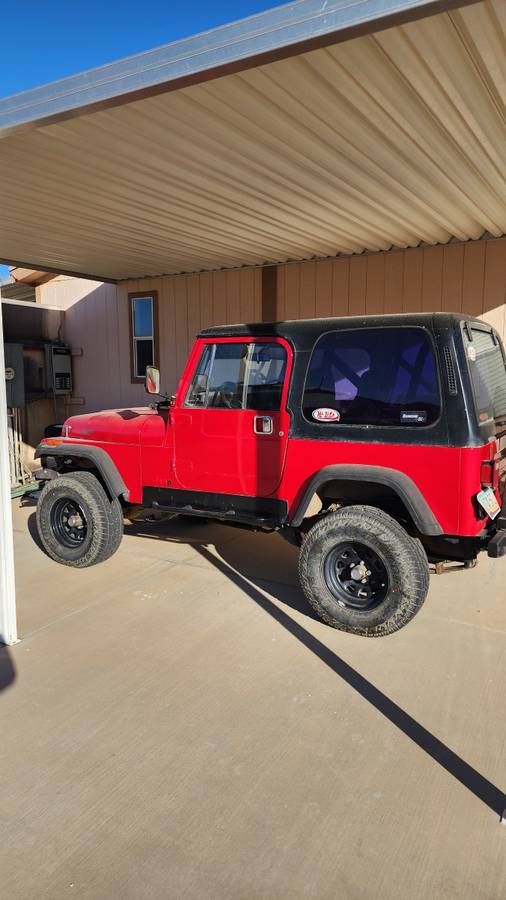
[254,416,273,435]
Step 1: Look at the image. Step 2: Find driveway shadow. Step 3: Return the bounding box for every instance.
[0,644,16,692]
[123,515,505,820]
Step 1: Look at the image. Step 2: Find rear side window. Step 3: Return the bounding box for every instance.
[185,342,287,410]
[465,327,506,425]
[303,328,440,427]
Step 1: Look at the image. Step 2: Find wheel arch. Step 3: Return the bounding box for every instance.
[35,443,129,502]
[290,465,442,536]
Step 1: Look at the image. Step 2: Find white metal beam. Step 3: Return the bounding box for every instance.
[0,301,18,645]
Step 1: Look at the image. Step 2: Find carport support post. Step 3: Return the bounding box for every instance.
[0,301,17,645]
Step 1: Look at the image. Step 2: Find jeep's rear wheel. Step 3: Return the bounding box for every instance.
[299,505,429,637]
[36,471,123,567]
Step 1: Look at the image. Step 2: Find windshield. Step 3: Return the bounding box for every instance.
[465,325,506,428]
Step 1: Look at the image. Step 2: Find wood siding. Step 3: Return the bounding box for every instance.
[276,238,506,341]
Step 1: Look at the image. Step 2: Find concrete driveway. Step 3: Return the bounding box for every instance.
[2,497,506,899]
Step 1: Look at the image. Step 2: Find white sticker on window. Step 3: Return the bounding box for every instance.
[467,345,477,361]
[312,407,340,422]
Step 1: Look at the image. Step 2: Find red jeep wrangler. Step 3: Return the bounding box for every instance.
[34,313,506,637]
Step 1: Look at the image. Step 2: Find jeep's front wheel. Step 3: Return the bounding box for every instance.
[36,471,124,567]
[299,505,429,637]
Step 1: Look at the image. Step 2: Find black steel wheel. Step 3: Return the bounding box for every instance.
[50,498,88,548]
[299,505,430,637]
[323,542,389,610]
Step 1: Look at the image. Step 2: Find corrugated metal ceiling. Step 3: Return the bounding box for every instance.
[0,0,503,281]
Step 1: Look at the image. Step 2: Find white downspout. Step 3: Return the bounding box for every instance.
[0,300,18,645]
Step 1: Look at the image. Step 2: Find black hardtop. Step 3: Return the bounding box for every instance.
[199,312,484,351]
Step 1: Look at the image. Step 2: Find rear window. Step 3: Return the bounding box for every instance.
[465,326,506,426]
[303,327,440,427]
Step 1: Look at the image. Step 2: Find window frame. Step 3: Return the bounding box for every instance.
[128,291,159,384]
[301,325,442,430]
[181,337,291,412]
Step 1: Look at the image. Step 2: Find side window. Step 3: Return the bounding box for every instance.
[303,328,440,426]
[207,343,249,408]
[185,341,288,410]
[185,344,214,407]
[246,343,287,410]
[129,293,157,382]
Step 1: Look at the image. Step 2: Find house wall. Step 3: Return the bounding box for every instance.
[36,237,506,414]
[276,238,506,340]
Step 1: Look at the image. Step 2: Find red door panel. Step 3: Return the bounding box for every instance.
[172,338,292,497]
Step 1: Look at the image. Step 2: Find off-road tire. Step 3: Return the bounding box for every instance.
[299,505,430,637]
[36,471,123,567]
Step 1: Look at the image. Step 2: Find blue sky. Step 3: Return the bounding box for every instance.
[0,0,278,279]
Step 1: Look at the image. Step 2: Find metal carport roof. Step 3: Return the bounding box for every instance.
[0,0,501,283]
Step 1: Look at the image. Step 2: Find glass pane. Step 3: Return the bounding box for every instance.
[133,298,153,337]
[207,342,248,409]
[185,344,214,406]
[135,339,153,378]
[468,328,506,424]
[246,343,287,410]
[303,328,440,426]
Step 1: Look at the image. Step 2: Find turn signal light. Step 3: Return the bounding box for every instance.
[41,438,64,447]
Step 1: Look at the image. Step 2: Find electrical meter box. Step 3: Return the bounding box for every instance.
[45,345,72,395]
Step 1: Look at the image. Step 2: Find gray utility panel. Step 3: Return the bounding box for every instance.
[4,343,25,408]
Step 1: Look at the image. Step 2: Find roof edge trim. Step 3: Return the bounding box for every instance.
[0,0,479,138]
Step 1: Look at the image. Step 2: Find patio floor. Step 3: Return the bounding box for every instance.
[2,497,506,899]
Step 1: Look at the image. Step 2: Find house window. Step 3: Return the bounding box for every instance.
[129,292,158,382]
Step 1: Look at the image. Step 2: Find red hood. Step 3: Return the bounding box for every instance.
[64,407,160,444]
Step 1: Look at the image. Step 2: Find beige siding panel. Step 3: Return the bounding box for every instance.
[276,266,286,320]
[199,272,215,332]
[462,242,486,317]
[331,259,350,316]
[226,269,241,325]
[300,261,316,319]
[243,268,261,323]
[402,249,423,313]
[384,252,403,314]
[315,259,333,318]
[212,271,228,326]
[441,244,464,312]
[421,247,443,312]
[481,240,506,336]
[186,275,201,345]
[349,256,367,316]
[365,253,384,315]
[283,265,301,320]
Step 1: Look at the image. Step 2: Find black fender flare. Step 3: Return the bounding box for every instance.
[35,442,129,501]
[290,464,442,535]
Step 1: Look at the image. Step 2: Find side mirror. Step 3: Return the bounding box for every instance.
[145,366,160,395]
